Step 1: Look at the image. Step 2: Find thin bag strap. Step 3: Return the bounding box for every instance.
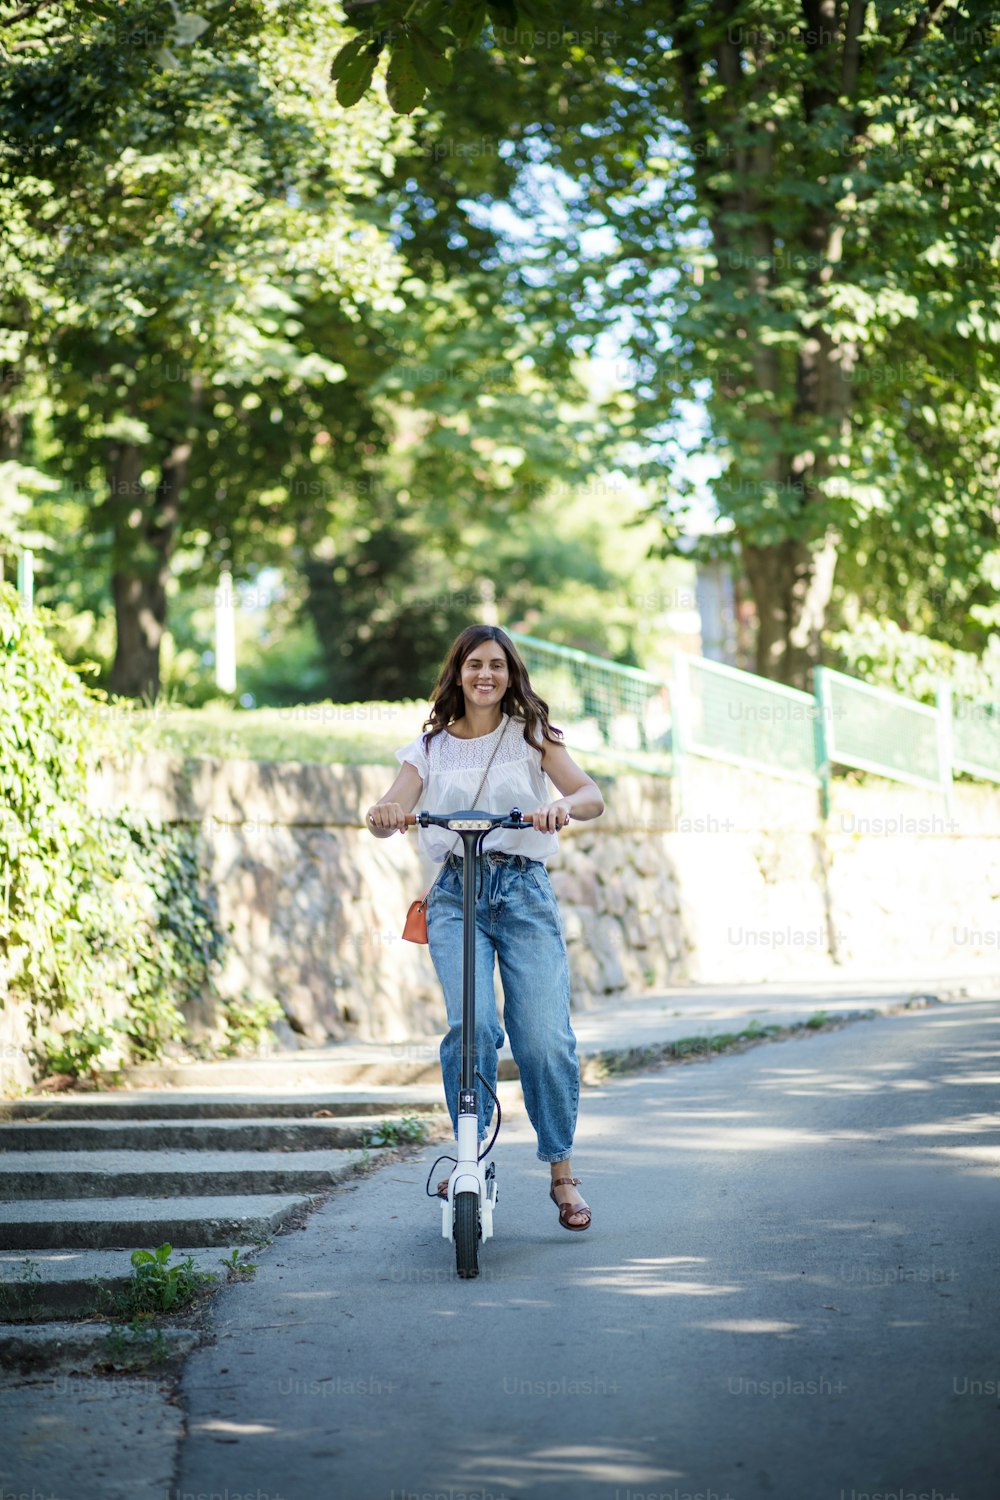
[425,715,511,895]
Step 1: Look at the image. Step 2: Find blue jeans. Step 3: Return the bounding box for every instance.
[426,852,580,1163]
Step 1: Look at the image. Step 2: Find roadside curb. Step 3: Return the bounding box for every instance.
[0,1320,201,1376]
[577,994,944,1085]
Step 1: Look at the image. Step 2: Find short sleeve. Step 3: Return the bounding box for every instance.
[394,732,429,782]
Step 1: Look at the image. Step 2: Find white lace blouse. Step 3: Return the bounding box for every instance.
[393,712,560,864]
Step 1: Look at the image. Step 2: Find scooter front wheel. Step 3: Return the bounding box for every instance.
[454,1190,480,1279]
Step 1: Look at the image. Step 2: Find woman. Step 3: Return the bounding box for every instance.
[365,625,605,1231]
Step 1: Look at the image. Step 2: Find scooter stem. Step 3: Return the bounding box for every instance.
[459,827,481,1100]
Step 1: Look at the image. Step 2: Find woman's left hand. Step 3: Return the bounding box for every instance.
[526,801,573,832]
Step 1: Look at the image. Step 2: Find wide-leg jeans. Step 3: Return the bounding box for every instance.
[426,851,580,1163]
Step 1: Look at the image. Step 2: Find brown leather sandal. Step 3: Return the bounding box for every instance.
[437,1177,450,1199]
[549,1175,591,1232]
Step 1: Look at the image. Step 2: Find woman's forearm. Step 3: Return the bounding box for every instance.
[561,783,604,821]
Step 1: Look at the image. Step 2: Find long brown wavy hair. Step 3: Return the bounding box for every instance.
[420,625,564,755]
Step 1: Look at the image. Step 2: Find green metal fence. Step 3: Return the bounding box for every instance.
[814,667,948,793]
[951,694,1000,783]
[510,631,1000,801]
[676,653,819,786]
[512,632,671,772]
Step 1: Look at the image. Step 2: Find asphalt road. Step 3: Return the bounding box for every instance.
[166,996,1000,1500]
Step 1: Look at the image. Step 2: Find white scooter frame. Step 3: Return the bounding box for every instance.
[406,805,530,1278]
[441,1110,497,1243]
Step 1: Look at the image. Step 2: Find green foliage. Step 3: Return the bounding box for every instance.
[125,1242,217,1316]
[2,0,606,703]
[0,461,59,555]
[339,1,1000,682]
[0,582,228,1086]
[331,0,562,111]
[215,994,284,1059]
[0,0,413,697]
[0,1257,43,1320]
[832,516,1000,660]
[588,1020,787,1078]
[102,1320,171,1370]
[828,616,1000,707]
[1,578,123,1069]
[7,0,996,698]
[103,699,428,764]
[298,467,677,701]
[218,1247,258,1279]
[363,1113,430,1147]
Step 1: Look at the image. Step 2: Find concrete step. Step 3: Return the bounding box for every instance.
[0,1192,317,1250]
[1,1086,449,1121]
[0,1319,201,1373]
[115,1053,520,1090]
[0,1112,451,1153]
[0,1245,241,1320]
[0,1145,391,1200]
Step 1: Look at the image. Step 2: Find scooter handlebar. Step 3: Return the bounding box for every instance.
[404,807,534,830]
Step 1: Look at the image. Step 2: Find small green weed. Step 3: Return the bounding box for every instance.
[363,1114,429,1148]
[0,1257,43,1318]
[588,1020,787,1079]
[806,1009,831,1029]
[124,1242,217,1315]
[219,1247,258,1279]
[103,1319,170,1369]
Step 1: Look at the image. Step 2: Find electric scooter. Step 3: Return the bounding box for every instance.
[404,804,532,1279]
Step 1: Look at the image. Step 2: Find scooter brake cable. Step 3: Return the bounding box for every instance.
[476,1070,502,1160]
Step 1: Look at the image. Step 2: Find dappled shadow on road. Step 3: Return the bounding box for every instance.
[167,1001,1000,1500]
[584,1002,1000,1183]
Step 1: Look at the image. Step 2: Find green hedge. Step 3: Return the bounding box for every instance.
[828,616,1000,706]
[0,581,229,1085]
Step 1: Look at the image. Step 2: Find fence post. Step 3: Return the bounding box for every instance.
[16,549,33,610]
[812,666,831,820]
[215,566,236,695]
[935,677,955,822]
[671,650,689,821]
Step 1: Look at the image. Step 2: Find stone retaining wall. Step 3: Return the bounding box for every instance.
[75,751,1000,1046]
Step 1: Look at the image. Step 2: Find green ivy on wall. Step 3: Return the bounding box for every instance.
[0,581,229,1084]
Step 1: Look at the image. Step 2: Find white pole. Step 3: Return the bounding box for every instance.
[479,577,499,625]
[215,566,236,694]
[935,676,954,822]
[16,549,33,610]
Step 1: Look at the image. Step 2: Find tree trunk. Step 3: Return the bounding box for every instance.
[108,438,190,701]
[741,530,839,690]
[665,0,865,687]
[0,368,22,462]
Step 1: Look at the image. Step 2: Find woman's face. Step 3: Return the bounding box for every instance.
[458,641,510,713]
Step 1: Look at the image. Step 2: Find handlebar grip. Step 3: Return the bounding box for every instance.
[404,814,418,826]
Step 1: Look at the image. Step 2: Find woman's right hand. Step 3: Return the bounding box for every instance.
[366,802,409,836]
